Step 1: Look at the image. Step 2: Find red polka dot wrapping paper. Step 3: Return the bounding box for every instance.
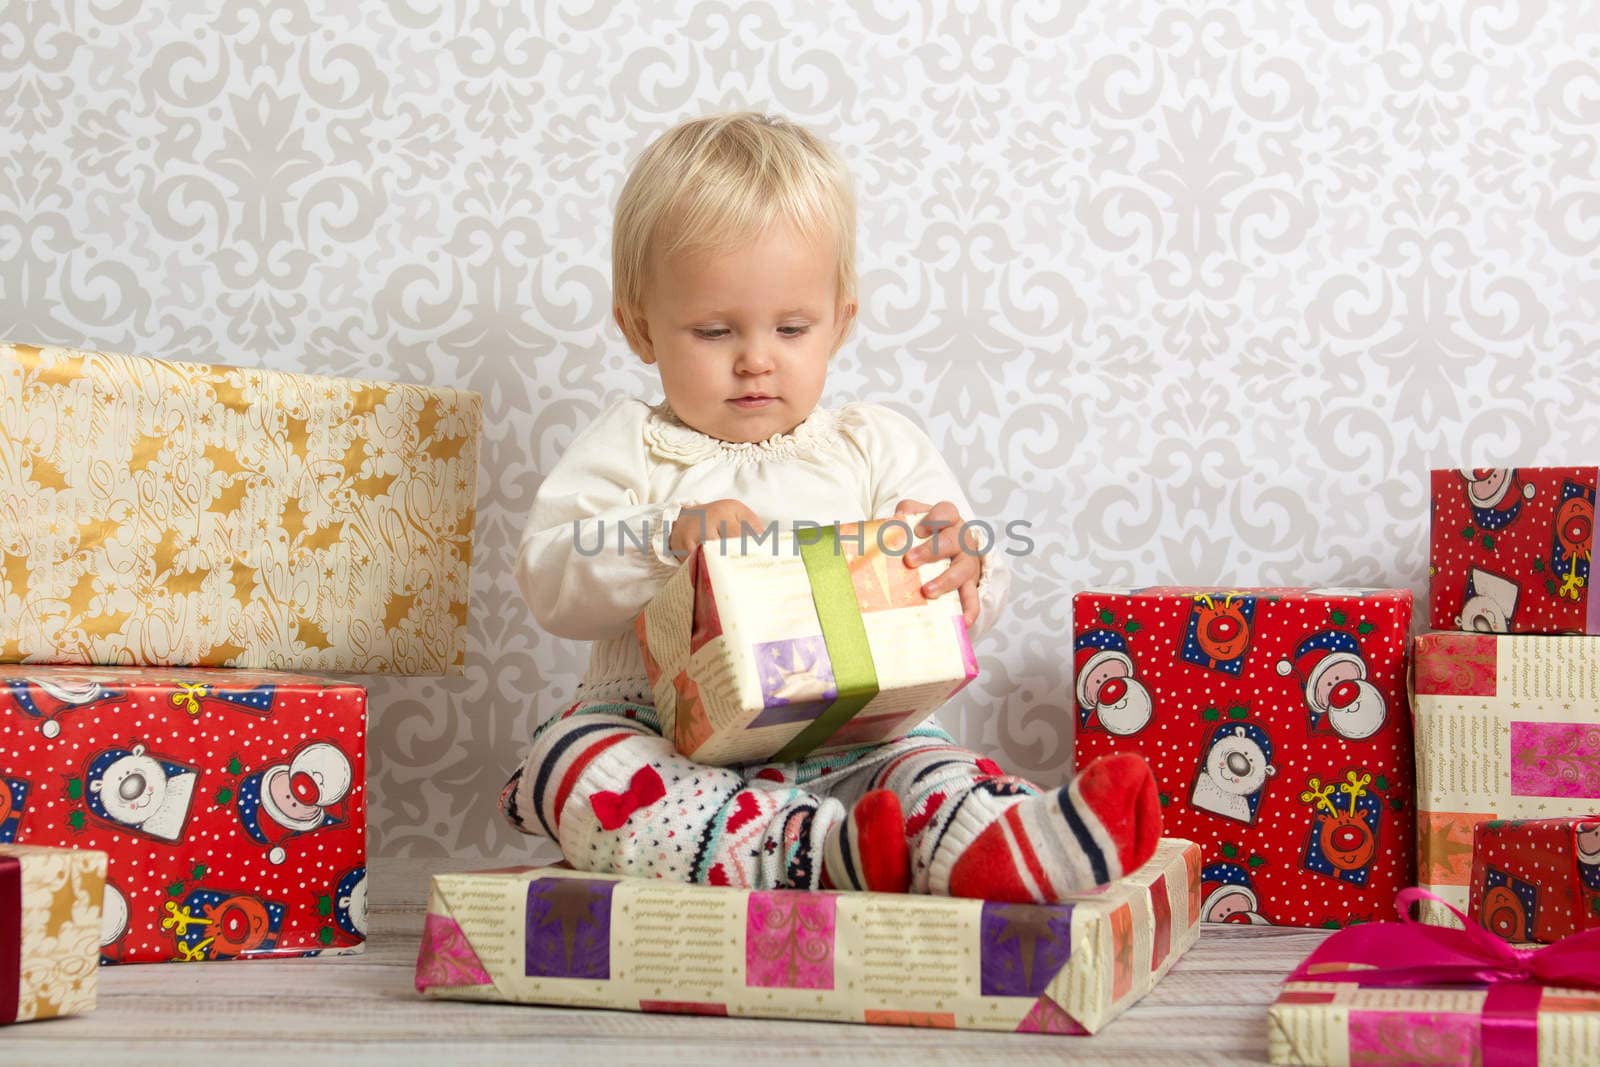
[0,665,367,965]
[1468,817,1600,944]
[1429,467,1599,635]
[1072,587,1414,929]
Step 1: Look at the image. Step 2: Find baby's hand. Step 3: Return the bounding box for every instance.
[893,498,983,629]
[671,498,763,557]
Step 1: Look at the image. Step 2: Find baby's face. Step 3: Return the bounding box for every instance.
[627,221,854,443]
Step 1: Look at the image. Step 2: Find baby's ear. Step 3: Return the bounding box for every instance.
[614,305,655,365]
[831,300,858,353]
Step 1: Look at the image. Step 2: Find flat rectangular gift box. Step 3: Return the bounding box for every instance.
[0,666,367,964]
[416,838,1202,1035]
[0,340,480,674]
[1469,817,1600,944]
[1,843,106,1025]
[636,517,978,766]
[1072,587,1414,928]
[1268,981,1600,1065]
[1430,467,1598,635]
[1414,631,1600,928]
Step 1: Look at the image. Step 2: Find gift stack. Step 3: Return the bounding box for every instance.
[1265,467,1600,1064]
[0,341,480,981]
[1071,586,1416,929]
[1415,467,1600,933]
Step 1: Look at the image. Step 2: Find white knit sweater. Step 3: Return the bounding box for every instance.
[515,397,1011,705]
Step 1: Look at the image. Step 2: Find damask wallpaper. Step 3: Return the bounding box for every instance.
[3,2,1598,858]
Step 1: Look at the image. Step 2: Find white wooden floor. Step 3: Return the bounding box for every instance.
[8,853,1330,1066]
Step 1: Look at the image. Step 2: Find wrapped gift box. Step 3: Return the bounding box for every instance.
[0,666,367,964]
[417,838,1202,1035]
[1268,981,1600,1065]
[636,518,978,766]
[1,844,106,1025]
[1072,587,1414,928]
[1267,894,1600,1066]
[1430,467,1598,635]
[0,340,480,674]
[1469,817,1600,943]
[1414,631,1600,927]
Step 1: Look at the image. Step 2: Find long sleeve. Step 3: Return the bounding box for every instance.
[842,403,1011,641]
[516,400,694,641]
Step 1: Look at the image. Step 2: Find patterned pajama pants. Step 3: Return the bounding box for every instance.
[499,700,1042,893]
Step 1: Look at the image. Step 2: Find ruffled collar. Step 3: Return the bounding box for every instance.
[642,400,843,467]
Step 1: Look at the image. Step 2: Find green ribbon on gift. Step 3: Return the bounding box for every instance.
[768,524,881,763]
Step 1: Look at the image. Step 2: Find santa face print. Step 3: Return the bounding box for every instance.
[1190,726,1276,824]
[1579,823,1600,877]
[1205,886,1266,924]
[1463,468,1514,509]
[87,744,198,843]
[1076,652,1154,736]
[1309,656,1387,740]
[240,740,355,864]
[264,765,328,829]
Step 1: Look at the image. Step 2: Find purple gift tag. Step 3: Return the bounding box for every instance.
[979,901,1075,997]
[526,877,615,980]
[750,635,837,728]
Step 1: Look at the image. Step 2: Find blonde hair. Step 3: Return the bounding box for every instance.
[612,112,857,348]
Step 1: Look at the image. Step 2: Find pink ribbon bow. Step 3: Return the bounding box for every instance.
[1286,888,1600,1065]
[589,766,666,832]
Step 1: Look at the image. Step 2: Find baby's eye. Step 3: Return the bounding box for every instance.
[694,328,729,340]
[778,325,810,338]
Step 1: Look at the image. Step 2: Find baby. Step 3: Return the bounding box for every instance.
[501,112,1160,903]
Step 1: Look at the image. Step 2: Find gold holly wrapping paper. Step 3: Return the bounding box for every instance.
[1412,631,1600,928]
[1,844,107,1025]
[0,341,480,674]
[636,517,979,766]
[415,838,1202,1035]
[1268,982,1600,1065]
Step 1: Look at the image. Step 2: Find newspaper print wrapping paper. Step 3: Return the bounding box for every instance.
[637,517,977,766]
[1268,981,1600,1066]
[417,838,1202,1035]
[0,341,480,674]
[1413,631,1600,929]
[0,843,106,1025]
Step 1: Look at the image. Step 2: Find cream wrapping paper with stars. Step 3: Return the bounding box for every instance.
[415,838,1201,1035]
[1413,631,1600,929]
[0,844,106,1025]
[0,341,480,675]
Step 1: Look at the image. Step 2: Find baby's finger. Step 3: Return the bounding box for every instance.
[958,580,980,629]
[893,497,931,519]
[914,499,961,540]
[922,551,979,599]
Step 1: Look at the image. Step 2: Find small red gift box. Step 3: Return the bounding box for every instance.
[0,665,367,964]
[1072,587,1415,929]
[1469,817,1600,944]
[1430,467,1599,635]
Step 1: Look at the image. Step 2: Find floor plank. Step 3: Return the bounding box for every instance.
[7,855,1326,1065]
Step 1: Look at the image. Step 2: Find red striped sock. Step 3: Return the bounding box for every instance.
[822,789,911,893]
[940,753,1161,902]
